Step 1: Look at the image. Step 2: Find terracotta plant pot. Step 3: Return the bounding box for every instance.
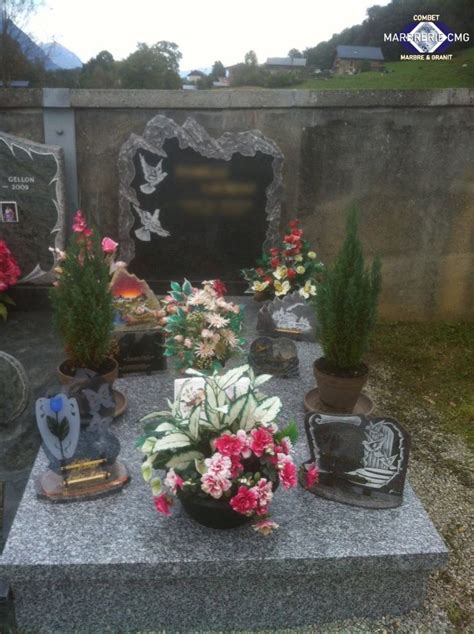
[313,357,368,413]
[57,357,119,386]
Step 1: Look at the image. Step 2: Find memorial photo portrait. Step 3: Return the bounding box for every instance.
[1,201,19,223]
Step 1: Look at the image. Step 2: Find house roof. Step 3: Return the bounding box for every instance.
[336,45,384,61]
[265,57,307,67]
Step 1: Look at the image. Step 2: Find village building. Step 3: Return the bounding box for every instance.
[333,45,384,74]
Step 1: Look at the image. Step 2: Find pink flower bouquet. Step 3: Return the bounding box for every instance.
[137,365,298,533]
[162,279,244,372]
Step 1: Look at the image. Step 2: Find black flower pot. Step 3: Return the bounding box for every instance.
[178,492,251,530]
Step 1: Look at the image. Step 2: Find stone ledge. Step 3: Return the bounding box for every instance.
[1,88,473,110]
[70,87,474,109]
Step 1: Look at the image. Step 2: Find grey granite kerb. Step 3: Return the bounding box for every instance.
[0,300,448,631]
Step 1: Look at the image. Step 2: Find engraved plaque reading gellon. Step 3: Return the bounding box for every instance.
[0,131,66,283]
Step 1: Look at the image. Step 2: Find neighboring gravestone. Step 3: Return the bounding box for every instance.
[118,115,283,285]
[0,351,30,441]
[303,413,410,509]
[0,131,66,283]
[248,336,299,378]
[257,291,318,341]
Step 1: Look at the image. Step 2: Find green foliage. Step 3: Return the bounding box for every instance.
[196,75,213,89]
[49,231,114,369]
[209,60,225,80]
[316,208,381,371]
[244,50,258,66]
[80,50,118,88]
[288,48,303,59]
[119,41,182,89]
[47,415,69,441]
[229,62,266,87]
[264,70,303,88]
[274,419,298,444]
[0,31,41,85]
[229,63,303,88]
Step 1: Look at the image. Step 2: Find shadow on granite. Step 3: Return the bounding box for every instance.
[0,300,448,631]
[0,309,60,551]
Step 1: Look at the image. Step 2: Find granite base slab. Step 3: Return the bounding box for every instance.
[0,300,448,631]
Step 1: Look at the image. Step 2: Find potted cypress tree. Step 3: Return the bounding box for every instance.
[313,208,381,412]
[50,211,116,383]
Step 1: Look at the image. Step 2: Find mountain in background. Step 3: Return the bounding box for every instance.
[0,17,59,70]
[40,42,83,69]
[179,67,212,79]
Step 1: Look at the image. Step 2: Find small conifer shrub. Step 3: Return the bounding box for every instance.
[49,211,114,371]
[315,208,382,373]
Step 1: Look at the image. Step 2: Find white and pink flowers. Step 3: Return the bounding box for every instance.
[139,365,299,536]
[162,279,243,372]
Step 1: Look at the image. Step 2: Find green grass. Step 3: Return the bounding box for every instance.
[296,47,474,90]
[368,322,474,448]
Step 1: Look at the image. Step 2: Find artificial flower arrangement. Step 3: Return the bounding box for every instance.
[242,219,324,300]
[0,239,20,319]
[161,279,244,372]
[49,210,117,374]
[137,364,299,534]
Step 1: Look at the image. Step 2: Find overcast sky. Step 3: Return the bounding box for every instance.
[28,0,391,70]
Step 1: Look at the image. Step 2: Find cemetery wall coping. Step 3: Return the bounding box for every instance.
[0,87,472,110]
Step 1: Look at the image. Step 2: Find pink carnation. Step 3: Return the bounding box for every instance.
[305,463,319,488]
[252,478,273,515]
[279,460,297,489]
[236,430,252,458]
[250,427,274,457]
[278,437,292,455]
[214,433,245,457]
[154,493,173,516]
[230,486,258,515]
[101,236,118,254]
[164,468,184,494]
[229,454,244,478]
[201,473,231,499]
[204,452,231,478]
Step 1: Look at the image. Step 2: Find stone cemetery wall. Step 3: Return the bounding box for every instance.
[0,88,472,320]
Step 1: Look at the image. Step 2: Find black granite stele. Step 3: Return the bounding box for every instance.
[304,413,410,509]
[118,115,283,287]
[0,300,447,632]
[0,131,66,284]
